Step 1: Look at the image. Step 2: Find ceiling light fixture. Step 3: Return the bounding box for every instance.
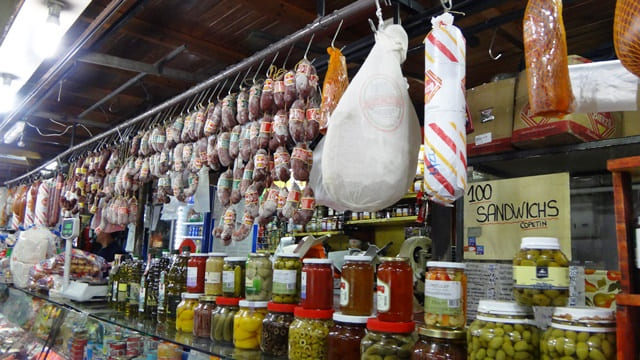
[17,135,25,148]
[34,0,64,58]
[4,121,25,144]
[0,73,17,113]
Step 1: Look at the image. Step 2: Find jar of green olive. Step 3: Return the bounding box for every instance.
[272,254,301,304]
[513,237,569,307]
[289,307,334,360]
[468,300,539,360]
[541,307,616,360]
[361,318,417,360]
[222,257,246,298]
[245,253,272,301]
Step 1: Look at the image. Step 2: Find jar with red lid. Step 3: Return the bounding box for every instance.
[261,302,296,357]
[340,255,374,316]
[361,318,417,359]
[301,258,334,309]
[289,307,334,360]
[210,296,240,343]
[376,257,413,322]
[187,254,207,293]
[327,313,371,360]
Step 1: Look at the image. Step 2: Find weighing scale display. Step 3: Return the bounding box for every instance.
[61,218,78,239]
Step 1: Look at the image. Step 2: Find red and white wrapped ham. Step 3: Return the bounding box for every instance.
[34,180,51,226]
[423,13,467,205]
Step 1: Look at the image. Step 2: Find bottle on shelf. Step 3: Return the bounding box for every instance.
[165,248,189,327]
[157,251,176,324]
[107,254,123,309]
[127,257,143,318]
[117,258,130,312]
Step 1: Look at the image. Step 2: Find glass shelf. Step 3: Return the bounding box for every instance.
[345,215,419,226]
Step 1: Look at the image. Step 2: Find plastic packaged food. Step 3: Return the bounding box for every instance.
[245,253,272,301]
[289,307,334,360]
[541,307,616,360]
[211,296,240,343]
[157,342,181,360]
[513,237,569,306]
[468,300,539,360]
[205,252,226,296]
[377,257,413,322]
[222,257,246,298]
[328,313,370,360]
[361,318,417,360]
[424,261,466,329]
[272,254,301,304]
[319,46,349,134]
[261,302,296,357]
[193,295,216,338]
[301,258,333,309]
[233,300,268,349]
[412,327,466,360]
[176,292,202,333]
[340,255,374,316]
[187,254,207,293]
[523,0,574,117]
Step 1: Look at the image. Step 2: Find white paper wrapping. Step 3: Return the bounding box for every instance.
[34,180,51,226]
[423,13,467,206]
[569,60,639,113]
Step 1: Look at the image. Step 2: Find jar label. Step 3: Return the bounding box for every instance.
[424,280,461,315]
[300,271,307,300]
[223,270,235,292]
[205,271,221,284]
[376,280,390,312]
[339,278,349,306]
[118,283,128,302]
[187,267,198,288]
[513,266,569,289]
[245,277,263,295]
[273,269,297,294]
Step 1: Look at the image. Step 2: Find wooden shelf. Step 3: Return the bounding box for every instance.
[617,293,640,307]
[345,216,418,226]
[292,231,342,237]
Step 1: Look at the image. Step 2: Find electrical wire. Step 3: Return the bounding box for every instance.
[25,120,94,138]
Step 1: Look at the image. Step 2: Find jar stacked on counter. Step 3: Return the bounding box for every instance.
[423,261,467,330]
[261,302,296,357]
[327,313,370,360]
[187,253,208,293]
[205,253,226,296]
[223,257,246,298]
[273,254,302,304]
[233,300,268,349]
[193,295,216,338]
[289,307,334,360]
[340,255,374,316]
[245,253,272,301]
[211,296,241,343]
[361,318,417,360]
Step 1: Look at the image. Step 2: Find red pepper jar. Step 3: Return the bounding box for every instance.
[301,258,334,309]
[187,254,207,293]
[376,257,413,322]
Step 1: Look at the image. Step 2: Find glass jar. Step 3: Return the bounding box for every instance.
[187,254,207,293]
[245,253,272,301]
[211,297,240,343]
[468,300,539,360]
[340,255,374,316]
[301,258,334,310]
[377,257,413,322]
[513,237,569,306]
[261,302,296,357]
[424,261,466,329]
[541,307,616,360]
[223,257,246,298]
[361,318,417,360]
[289,307,334,360]
[193,295,216,338]
[233,300,268,350]
[205,252,226,296]
[412,327,466,360]
[272,254,301,304]
[327,313,370,360]
[176,292,202,333]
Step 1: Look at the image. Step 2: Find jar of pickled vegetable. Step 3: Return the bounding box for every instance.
[412,327,466,360]
[193,295,216,338]
[301,258,334,310]
[273,254,301,304]
[233,300,268,349]
[245,253,272,301]
[340,255,374,316]
[361,318,417,360]
[327,313,370,360]
[289,307,334,360]
[176,292,202,333]
[205,252,226,296]
[261,302,296,357]
[424,261,466,329]
[513,237,569,307]
[223,257,246,298]
[541,307,616,360]
[187,254,207,293]
[377,257,413,322]
[211,296,240,343]
[467,300,538,360]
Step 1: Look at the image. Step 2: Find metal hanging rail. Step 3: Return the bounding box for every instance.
[5,0,377,185]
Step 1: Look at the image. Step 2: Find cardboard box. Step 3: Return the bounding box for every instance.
[512,70,619,148]
[466,78,516,156]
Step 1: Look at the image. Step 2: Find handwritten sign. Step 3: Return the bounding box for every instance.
[463,172,571,260]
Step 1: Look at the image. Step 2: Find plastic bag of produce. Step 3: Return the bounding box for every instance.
[423,13,467,206]
[321,24,420,212]
[10,227,57,288]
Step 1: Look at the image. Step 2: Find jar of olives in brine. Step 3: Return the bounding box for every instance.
[289,307,334,360]
[223,257,246,298]
[541,307,616,360]
[412,327,466,360]
[513,237,569,307]
[361,318,417,360]
[424,261,466,329]
[468,300,539,360]
[327,313,371,360]
[211,296,240,343]
[261,302,296,357]
[233,300,268,350]
[245,253,272,301]
[272,254,301,304]
[205,252,226,296]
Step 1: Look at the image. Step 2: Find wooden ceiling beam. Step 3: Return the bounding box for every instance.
[0,144,41,160]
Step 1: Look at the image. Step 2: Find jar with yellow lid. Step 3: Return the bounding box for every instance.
[412,327,466,360]
[176,292,202,333]
[205,252,226,296]
[233,300,268,349]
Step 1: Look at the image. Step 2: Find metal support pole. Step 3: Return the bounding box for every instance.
[70,123,76,147]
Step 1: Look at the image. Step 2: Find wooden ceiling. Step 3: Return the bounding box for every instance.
[0,0,618,183]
